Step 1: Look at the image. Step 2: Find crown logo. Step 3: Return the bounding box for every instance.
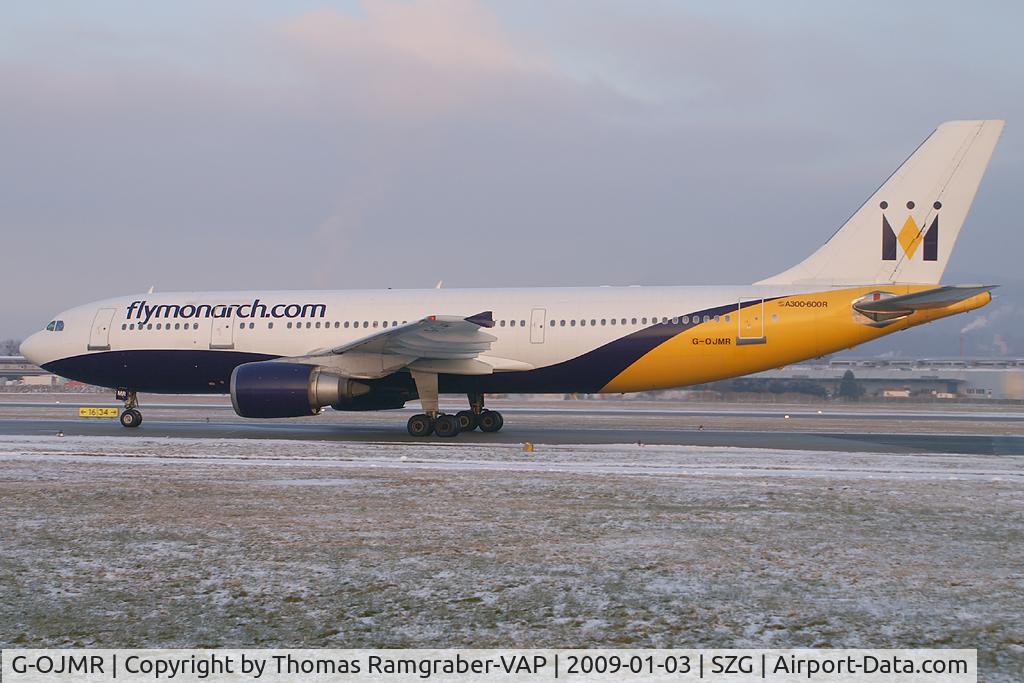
[881,200,939,261]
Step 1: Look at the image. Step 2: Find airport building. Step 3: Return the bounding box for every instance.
[0,355,59,387]
[744,358,1024,400]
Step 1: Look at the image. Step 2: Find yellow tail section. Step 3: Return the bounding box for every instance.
[601,286,991,393]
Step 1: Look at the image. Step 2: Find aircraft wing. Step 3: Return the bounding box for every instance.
[282,311,530,379]
[854,285,996,315]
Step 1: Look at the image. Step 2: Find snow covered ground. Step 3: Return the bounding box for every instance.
[1,435,1022,680]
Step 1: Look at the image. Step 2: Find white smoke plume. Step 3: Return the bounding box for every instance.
[960,316,989,334]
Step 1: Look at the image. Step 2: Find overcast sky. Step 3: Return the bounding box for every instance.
[2,1,1022,339]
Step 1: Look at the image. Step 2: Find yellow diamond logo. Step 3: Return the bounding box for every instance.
[898,215,922,259]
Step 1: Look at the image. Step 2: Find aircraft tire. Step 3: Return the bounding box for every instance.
[456,410,478,432]
[407,414,435,437]
[478,410,504,433]
[120,409,142,428]
[433,414,461,438]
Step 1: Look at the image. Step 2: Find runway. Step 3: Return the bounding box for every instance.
[0,395,1022,454]
[1,417,1023,455]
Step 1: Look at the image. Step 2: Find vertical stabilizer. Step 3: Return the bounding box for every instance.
[757,120,1004,286]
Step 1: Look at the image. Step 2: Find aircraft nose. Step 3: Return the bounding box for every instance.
[19,332,46,366]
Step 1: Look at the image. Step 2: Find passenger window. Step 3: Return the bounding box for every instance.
[601,319,607,326]
[590,319,596,326]
[121,324,127,330]
[621,318,626,325]
[249,322,255,329]
[724,315,731,322]
[610,318,616,325]
[363,321,369,328]
[344,322,350,328]
[703,315,710,323]
[521,320,526,326]
[560,320,566,327]
[682,316,689,324]
[268,322,273,329]
[500,320,506,327]
[714,316,720,323]
[373,321,378,328]
[671,317,678,325]
[641,318,647,324]
[175,323,181,330]
[129,324,135,330]
[239,323,245,329]
[510,320,516,327]
[570,320,576,327]
[549,320,555,327]
[580,320,586,327]
[335,322,340,328]
[315,322,321,329]
[287,322,293,329]
[631,318,637,325]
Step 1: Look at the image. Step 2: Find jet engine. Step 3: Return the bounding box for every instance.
[230,361,369,418]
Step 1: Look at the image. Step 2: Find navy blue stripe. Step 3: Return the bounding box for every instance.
[44,300,774,396]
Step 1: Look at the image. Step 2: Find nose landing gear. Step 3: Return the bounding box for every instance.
[116,389,142,428]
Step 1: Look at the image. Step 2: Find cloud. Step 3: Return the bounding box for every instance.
[1,1,1021,341]
[278,1,556,117]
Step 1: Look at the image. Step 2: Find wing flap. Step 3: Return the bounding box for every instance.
[279,311,499,378]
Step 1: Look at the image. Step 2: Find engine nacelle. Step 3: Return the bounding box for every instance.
[230,361,370,418]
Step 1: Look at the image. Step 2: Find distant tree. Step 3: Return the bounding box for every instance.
[0,339,21,355]
[837,369,864,400]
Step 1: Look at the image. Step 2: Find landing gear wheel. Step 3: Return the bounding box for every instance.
[478,410,504,433]
[120,409,142,428]
[455,410,479,432]
[407,414,434,437]
[433,414,461,438]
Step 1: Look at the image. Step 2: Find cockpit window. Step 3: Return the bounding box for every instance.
[46,320,64,332]
[46,321,55,331]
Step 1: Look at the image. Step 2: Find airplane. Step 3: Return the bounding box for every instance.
[20,120,1004,437]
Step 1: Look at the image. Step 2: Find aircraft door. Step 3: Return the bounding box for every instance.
[210,312,235,349]
[530,308,546,344]
[737,298,766,345]
[88,308,117,351]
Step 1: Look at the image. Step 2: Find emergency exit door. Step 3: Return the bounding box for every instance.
[210,313,235,349]
[530,308,546,344]
[737,298,766,345]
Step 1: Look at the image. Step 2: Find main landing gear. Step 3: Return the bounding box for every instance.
[405,379,503,438]
[116,388,142,428]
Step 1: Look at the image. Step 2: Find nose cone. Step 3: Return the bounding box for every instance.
[19,332,46,366]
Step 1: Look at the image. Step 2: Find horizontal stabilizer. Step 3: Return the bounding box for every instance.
[854,285,996,315]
